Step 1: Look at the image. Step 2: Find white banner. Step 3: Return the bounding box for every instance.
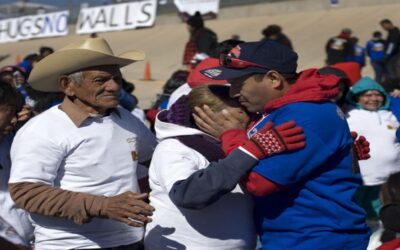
[76,1,157,35]
[0,11,69,44]
[174,0,220,16]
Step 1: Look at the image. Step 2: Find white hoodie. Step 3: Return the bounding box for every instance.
[144,113,256,250]
[347,108,400,185]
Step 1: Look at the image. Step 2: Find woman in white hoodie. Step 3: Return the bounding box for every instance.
[144,85,305,250]
[346,76,400,221]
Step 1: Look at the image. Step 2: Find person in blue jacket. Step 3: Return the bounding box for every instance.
[196,40,370,249]
[349,36,366,68]
[366,31,386,83]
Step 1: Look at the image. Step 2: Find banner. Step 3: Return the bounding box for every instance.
[174,0,220,16]
[0,11,69,44]
[76,1,157,35]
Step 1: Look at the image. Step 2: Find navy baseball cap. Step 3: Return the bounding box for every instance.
[201,40,298,80]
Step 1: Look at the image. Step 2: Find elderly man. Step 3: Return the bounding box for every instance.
[8,38,157,250]
[195,40,370,249]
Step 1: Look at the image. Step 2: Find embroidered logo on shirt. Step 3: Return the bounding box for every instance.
[131,151,138,161]
[127,137,138,161]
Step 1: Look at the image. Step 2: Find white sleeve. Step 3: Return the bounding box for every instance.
[151,141,200,192]
[9,128,64,185]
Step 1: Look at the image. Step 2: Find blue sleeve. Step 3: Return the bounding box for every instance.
[252,103,349,186]
[365,42,371,56]
[390,97,400,122]
[169,149,258,209]
[253,130,334,186]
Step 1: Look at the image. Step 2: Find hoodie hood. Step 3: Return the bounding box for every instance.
[155,95,206,140]
[346,76,390,110]
[265,68,340,113]
[154,95,225,162]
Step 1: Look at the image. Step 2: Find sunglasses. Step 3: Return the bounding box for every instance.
[219,54,269,70]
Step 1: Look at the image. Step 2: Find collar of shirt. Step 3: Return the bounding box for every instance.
[59,96,120,127]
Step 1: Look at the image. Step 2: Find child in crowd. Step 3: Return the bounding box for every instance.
[366,31,386,83]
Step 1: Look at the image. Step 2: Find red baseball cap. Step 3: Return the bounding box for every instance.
[187,58,227,88]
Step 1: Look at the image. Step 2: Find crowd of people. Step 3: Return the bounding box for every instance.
[325,19,400,93]
[0,11,400,250]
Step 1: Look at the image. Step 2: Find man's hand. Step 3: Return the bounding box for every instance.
[17,105,33,123]
[193,105,249,138]
[242,121,305,160]
[99,191,155,227]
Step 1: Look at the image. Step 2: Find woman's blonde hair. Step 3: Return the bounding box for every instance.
[187,85,239,113]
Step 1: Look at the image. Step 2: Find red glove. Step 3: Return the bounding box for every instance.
[241,120,305,160]
[220,129,248,155]
[351,131,370,160]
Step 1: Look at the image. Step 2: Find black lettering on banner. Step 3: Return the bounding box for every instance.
[0,21,11,40]
[42,16,54,34]
[125,5,133,25]
[95,8,107,26]
[138,3,152,24]
[19,17,32,37]
[6,20,17,39]
[78,12,96,29]
[56,13,68,32]
[32,17,43,36]
[109,7,118,27]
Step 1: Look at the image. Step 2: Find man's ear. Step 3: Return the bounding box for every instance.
[265,70,285,89]
[58,75,75,96]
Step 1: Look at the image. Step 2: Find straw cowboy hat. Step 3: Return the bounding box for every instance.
[28,37,145,92]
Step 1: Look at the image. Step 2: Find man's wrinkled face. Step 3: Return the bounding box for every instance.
[0,104,17,139]
[357,90,384,111]
[229,75,273,113]
[70,65,122,114]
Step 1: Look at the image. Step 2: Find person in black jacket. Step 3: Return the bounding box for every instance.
[325,28,354,65]
[182,12,218,69]
[380,19,400,84]
[261,24,293,49]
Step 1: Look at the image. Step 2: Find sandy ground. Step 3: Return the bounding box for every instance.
[1,2,400,108]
